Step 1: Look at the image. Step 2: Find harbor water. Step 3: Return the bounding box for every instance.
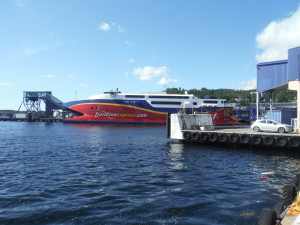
[1,122,300,225]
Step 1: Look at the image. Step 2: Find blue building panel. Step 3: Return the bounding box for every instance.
[257,60,288,92]
[256,46,300,92]
[288,47,300,80]
[267,110,296,125]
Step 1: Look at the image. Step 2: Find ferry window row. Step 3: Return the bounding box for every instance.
[149,96,189,99]
[203,100,219,104]
[151,101,197,105]
[125,95,145,98]
[151,101,182,105]
[124,95,190,99]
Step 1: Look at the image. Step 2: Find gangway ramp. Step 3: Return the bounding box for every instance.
[20,91,69,118]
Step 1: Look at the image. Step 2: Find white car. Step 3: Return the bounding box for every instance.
[251,119,294,133]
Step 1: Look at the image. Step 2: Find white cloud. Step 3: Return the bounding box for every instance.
[98,23,111,31]
[132,66,178,85]
[125,41,135,46]
[98,22,125,33]
[157,77,178,85]
[0,82,14,86]
[66,74,76,78]
[12,45,54,60]
[40,74,76,79]
[14,0,28,7]
[126,58,135,63]
[79,83,88,88]
[116,25,126,33]
[133,66,169,80]
[232,77,256,90]
[256,6,300,62]
[41,74,55,78]
[111,22,126,33]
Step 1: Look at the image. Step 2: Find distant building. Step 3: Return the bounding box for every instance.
[14,113,27,119]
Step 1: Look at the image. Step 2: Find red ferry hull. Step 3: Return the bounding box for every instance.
[63,103,239,125]
[64,103,167,124]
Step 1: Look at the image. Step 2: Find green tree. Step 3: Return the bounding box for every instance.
[166,87,296,104]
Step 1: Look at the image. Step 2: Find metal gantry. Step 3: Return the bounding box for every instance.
[19,91,67,118]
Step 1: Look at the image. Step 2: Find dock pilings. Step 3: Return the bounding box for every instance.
[180,129,300,149]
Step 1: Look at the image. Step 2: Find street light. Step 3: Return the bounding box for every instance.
[250,92,259,121]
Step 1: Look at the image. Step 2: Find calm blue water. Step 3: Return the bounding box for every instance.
[1,122,300,225]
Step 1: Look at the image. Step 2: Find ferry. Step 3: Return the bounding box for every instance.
[62,90,240,125]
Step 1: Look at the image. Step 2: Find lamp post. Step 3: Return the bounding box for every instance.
[251,92,259,121]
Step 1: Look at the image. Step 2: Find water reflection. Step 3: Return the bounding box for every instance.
[248,150,300,195]
[66,123,164,130]
[4,122,300,225]
[167,142,185,170]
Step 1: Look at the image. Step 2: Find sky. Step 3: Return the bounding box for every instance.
[1,0,300,110]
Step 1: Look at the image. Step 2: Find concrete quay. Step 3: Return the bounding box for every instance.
[167,114,300,149]
[0,117,62,122]
[180,127,300,149]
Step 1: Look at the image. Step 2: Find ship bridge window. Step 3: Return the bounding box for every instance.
[203,100,219,104]
[193,102,197,105]
[151,101,182,105]
[125,95,145,98]
[149,96,189,99]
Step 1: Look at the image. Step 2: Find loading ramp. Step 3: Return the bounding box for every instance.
[19,91,70,118]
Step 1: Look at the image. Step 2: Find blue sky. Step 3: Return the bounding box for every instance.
[1,0,300,109]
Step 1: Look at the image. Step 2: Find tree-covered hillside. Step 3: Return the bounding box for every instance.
[166,87,296,104]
